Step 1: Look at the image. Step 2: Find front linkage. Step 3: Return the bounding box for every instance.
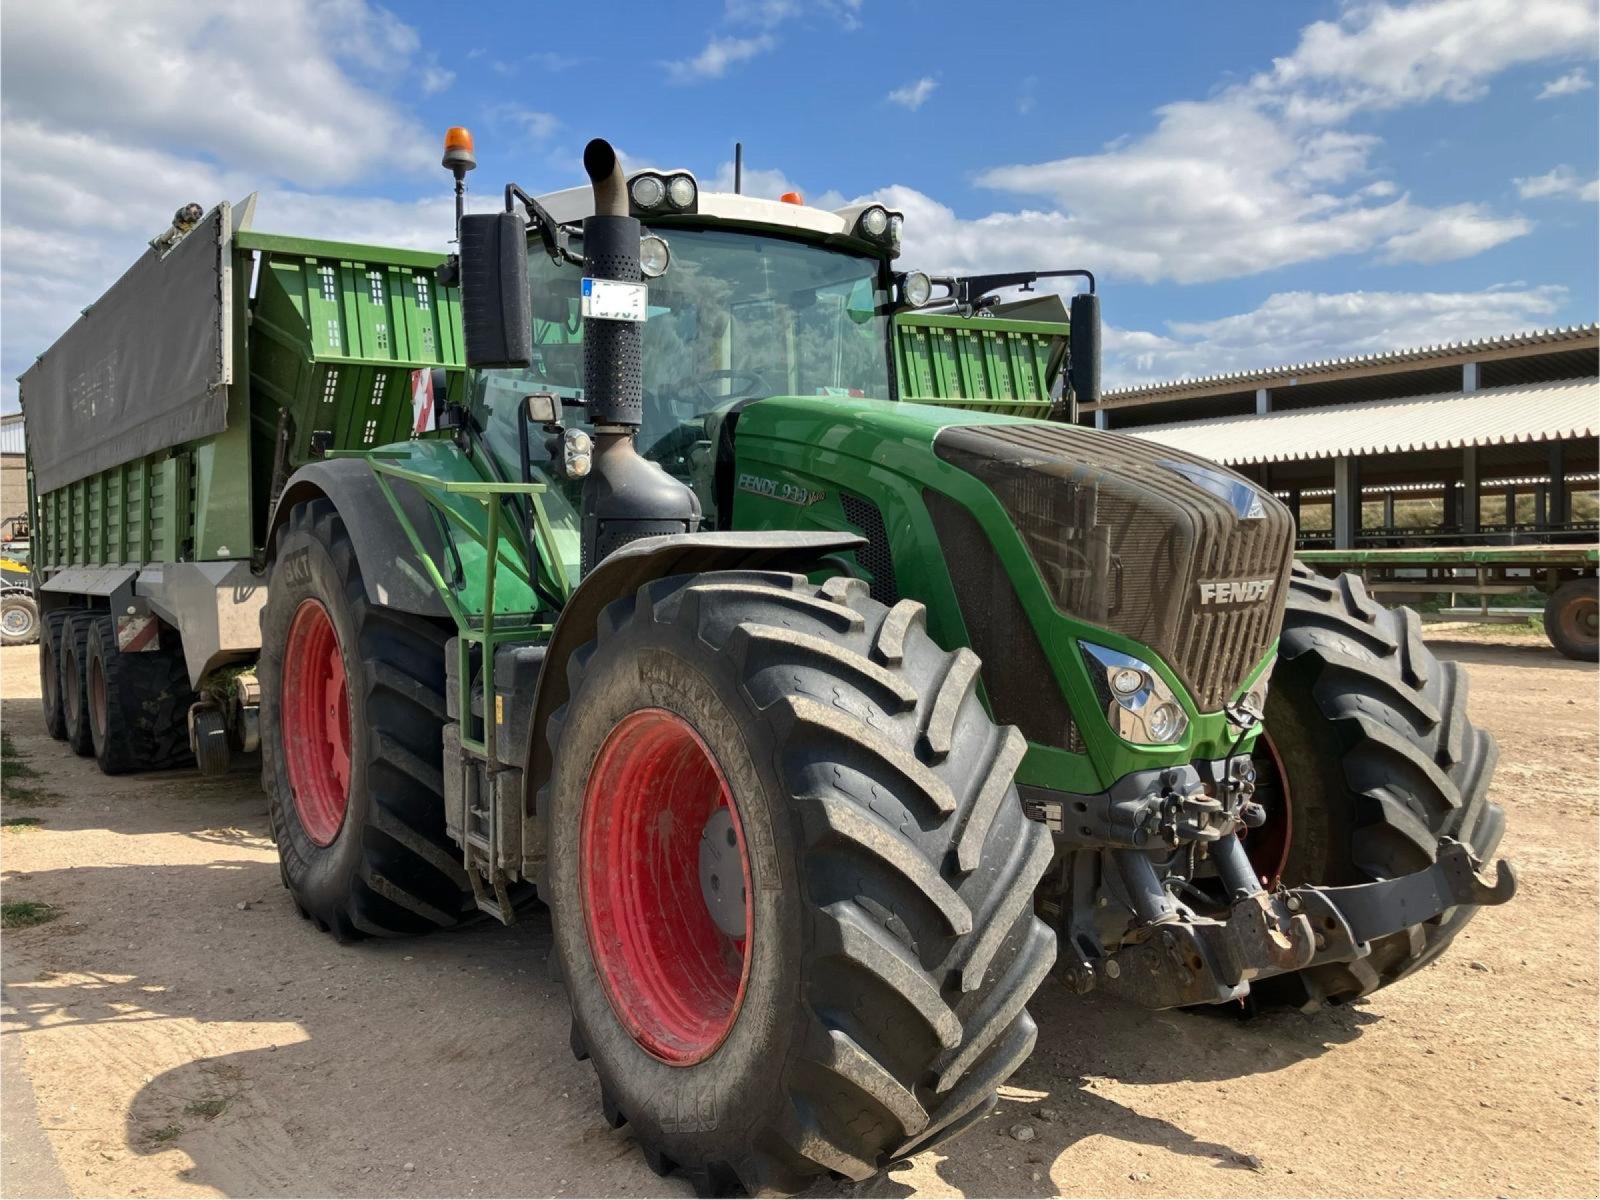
[1027,741,1516,1008]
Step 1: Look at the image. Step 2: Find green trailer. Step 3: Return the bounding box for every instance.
[23,132,1516,1195]
[1297,542,1599,660]
[22,201,467,764]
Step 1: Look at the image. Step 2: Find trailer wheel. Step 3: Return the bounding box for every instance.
[83,616,196,775]
[545,571,1055,1195]
[1249,565,1503,1011]
[60,612,97,757]
[1544,577,1598,662]
[260,497,473,941]
[1,592,39,646]
[40,607,84,740]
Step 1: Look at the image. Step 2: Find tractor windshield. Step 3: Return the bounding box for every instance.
[473,226,891,540]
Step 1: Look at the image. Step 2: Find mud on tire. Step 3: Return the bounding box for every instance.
[84,615,196,774]
[260,498,473,941]
[1252,565,1503,1010]
[545,571,1055,1195]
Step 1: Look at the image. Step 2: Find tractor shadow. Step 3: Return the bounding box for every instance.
[819,988,1373,1199]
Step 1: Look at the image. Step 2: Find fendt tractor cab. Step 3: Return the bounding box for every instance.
[28,127,1515,1196]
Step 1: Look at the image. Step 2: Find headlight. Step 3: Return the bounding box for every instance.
[900,270,933,306]
[860,205,889,237]
[638,233,671,278]
[561,428,593,478]
[630,175,665,209]
[667,173,697,209]
[852,204,903,248]
[1080,642,1190,745]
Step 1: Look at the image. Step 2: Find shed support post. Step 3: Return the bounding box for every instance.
[1255,388,1271,415]
[1094,409,1108,431]
[1288,488,1302,530]
[1535,486,1548,530]
[1462,446,1479,536]
[1504,488,1516,529]
[1443,482,1459,531]
[1383,490,1395,531]
[1548,441,1568,528]
[1334,457,1360,550]
[1462,362,1479,393]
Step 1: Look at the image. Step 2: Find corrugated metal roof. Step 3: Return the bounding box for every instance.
[1127,378,1597,466]
[0,413,23,456]
[1103,323,1599,401]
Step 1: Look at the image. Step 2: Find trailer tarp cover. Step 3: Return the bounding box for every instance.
[20,205,231,495]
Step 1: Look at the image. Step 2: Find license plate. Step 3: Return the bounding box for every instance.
[580,278,648,323]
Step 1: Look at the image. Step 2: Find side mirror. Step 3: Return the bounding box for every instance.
[1068,291,1101,409]
[458,212,532,369]
[524,392,560,425]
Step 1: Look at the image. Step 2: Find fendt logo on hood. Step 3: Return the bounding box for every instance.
[1198,578,1276,606]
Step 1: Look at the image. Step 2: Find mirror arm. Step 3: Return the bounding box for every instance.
[506,183,582,267]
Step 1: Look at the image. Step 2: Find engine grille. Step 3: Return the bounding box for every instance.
[934,423,1294,711]
[924,488,1080,752]
[840,491,900,606]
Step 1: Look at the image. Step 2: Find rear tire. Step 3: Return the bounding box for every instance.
[546,571,1054,1195]
[1251,565,1502,1010]
[84,616,196,775]
[40,607,84,740]
[60,613,96,757]
[1544,577,1598,662]
[2,592,39,646]
[260,498,473,941]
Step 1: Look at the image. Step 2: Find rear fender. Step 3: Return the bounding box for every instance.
[265,458,451,619]
[520,530,865,809]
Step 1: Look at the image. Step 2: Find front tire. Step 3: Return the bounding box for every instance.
[546,571,1055,1195]
[260,498,472,941]
[1251,566,1502,1010]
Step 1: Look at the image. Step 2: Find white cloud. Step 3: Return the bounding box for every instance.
[664,33,776,82]
[1254,0,1597,121]
[486,104,561,142]
[887,77,937,111]
[421,64,455,95]
[1537,66,1595,97]
[1104,286,1570,387]
[0,0,466,411]
[1515,164,1600,200]
[875,1,1581,286]
[0,0,435,186]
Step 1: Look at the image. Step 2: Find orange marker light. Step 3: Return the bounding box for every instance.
[442,126,477,172]
[779,191,804,205]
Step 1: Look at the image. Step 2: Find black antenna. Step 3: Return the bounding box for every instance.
[734,142,743,194]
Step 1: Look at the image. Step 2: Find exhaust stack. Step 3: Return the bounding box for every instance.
[577,138,699,574]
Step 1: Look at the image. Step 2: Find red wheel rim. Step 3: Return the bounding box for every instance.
[580,708,753,1065]
[1245,732,1293,886]
[89,654,108,740]
[281,599,351,847]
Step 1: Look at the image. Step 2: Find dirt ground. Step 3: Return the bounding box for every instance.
[2,636,1596,1199]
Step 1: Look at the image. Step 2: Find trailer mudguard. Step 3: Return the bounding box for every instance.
[519,530,865,813]
[266,459,453,620]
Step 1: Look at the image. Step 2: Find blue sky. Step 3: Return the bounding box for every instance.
[2,0,1596,412]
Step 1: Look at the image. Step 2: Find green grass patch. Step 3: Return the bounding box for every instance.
[2,730,59,807]
[2,816,44,832]
[1,730,40,778]
[183,1096,230,1120]
[1,900,59,929]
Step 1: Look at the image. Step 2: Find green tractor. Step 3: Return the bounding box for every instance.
[27,126,1514,1193]
[250,134,1514,1192]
